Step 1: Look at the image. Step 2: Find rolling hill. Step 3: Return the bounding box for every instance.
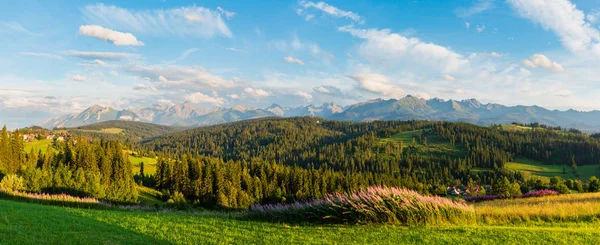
[62,120,186,142]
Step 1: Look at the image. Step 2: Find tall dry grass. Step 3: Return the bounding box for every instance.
[249,186,476,225]
[475,192,600,224]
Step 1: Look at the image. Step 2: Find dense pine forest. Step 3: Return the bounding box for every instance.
[3,117,600,208]
[0,126,137,202]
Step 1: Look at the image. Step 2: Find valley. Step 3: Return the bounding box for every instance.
[7,117,600,244]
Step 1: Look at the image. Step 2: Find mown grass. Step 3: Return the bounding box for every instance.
[1,199,600,244]
[505,157,599,181]
[23,139,53,153]
[380,130,467,160]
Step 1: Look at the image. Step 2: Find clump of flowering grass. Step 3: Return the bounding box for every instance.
[248,186,475,225]
[0,187,112,209]
[521,189,559,198]
[4,189,100,203]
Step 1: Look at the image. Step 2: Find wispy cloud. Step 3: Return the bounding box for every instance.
[284,56,305,65]
[82,4,233,38]
[298,1,363,23]
[217,6,236,19]
[169,48,199,64]
[0,21,39,35]
[19,52,63,60]
[63,50,139,60]
[454,0,494,18]
[71,75,87,82]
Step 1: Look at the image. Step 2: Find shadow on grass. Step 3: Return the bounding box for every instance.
[0,199,170,245]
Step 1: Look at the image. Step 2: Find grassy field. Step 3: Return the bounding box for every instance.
[23,139,53,153]
[505,157,599,181]
[78,128,124,134]
[475,192,600,224]
[380,130,467,160]
[1,198,600,244]
[129,154,158,175]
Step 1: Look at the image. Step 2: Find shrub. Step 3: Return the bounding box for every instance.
[248,186,475,226]
[588,176,600,192]
[0,174,25,192]
[463,195,501,202]
[521,189,559,198]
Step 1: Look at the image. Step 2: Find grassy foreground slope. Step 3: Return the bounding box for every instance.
[1,199,600,245]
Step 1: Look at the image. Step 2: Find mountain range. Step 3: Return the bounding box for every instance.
[38,96,600,132]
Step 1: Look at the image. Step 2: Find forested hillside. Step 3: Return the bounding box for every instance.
[139,117,600,208]
[0,126,137,202]
[4,117,600,209]
[62,120,186,142]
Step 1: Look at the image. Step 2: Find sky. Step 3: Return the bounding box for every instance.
[2,0,600,128]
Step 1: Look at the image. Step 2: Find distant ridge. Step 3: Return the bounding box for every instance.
[39,96,600,132]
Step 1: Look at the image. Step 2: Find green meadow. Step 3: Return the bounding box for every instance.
[505,157,600,181]
[1,198,600,245]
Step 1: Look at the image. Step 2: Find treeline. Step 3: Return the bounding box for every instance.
[144,118,600,171]
[150,154,522,209]
[0,126,137,202]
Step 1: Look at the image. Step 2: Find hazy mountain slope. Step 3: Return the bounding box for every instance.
[38,96,600,132]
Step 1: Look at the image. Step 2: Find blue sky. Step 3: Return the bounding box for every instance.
[1,0,600,128]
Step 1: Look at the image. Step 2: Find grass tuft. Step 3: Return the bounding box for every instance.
[248,186,476,226]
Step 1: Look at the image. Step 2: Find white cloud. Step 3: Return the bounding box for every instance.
[184,92,226,105]
[507,0,600,56]
[523,54,565,73]
[299,1,362,23]
[490,52,503,57]
[123,64,236,89]
[157,99,175,106]
[109,71,119,76]
[339,26,468,73]
[227,93,240,99]
[132,83,149,90]
[95,59,107,66]
[476,25,486,33]
[78,25,144,46]
[468,52,505,59]
[441,74,456,82]
[284,56,305,65]
[71,75,87,82]
[243,87,271,98]
[83,4,233,38]
[295,91,313,100]
[347,73,405,98]
[217,6,236,19]
[63,50,139,60]
[19,52,63,60]
[465,22,471,29]
[314,86,330,94]
[454,0,494,18]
